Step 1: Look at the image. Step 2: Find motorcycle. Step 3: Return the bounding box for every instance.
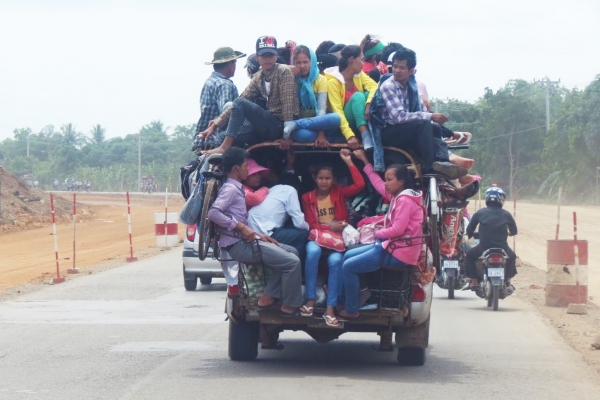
[477,248,515,311]
[436,202,469,299]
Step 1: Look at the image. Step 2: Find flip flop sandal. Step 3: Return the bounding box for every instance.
[323,314,340,327]
[299,305,314,317]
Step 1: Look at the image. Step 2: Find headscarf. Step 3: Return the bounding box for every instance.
[364,41,385,58]
[295,46,318,113]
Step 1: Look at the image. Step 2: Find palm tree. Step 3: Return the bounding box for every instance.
[60,123,88,148]
[90,124,106,145]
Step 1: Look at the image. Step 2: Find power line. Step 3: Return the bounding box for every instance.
[470,125,545,143]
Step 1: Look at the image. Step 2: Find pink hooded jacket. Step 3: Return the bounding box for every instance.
[364,164,424,265]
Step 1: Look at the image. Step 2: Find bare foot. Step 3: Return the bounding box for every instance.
[280,304,297,314]
[449,153,475,169]
[459,174,475,185]
[339,310,360,319]
[203,146,226,156]
[258,294,276,307]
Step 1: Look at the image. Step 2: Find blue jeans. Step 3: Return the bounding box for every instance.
[292,114,345,143]
[304,240,343,307]
[341,242,408,314]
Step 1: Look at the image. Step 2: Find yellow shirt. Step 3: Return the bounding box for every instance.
[317,195,335,224]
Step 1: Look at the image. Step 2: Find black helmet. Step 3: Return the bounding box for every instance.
[485,186,506,207]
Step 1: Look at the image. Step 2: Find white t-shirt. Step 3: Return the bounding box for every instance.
[248,185,309,236]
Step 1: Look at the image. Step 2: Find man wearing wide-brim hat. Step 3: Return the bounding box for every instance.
[194,47,246,138]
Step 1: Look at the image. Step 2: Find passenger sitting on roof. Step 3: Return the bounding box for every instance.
[281,45,342,148]
[379,49,467,179]
[200,35,299,155]
[360,34,388,83]
[325,45,378,151]
[300,149,365,327]
[248,173,310,262]
[194,46,246,139]
[339,149,424,320]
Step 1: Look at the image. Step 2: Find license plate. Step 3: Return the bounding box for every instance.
[443,260,459,269]
[487,268,504,277]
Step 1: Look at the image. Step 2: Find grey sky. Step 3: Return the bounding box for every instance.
[1,0,598,141]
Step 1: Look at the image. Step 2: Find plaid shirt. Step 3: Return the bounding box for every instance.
[207,178,248,248]
[380,78,432,125]
[214,64,298,130]
[196,72,239,134]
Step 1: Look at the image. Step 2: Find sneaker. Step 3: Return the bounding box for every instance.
[432,162,468,180]
[283,121,296,138]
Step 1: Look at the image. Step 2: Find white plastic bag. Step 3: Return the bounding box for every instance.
[342,224,360,247]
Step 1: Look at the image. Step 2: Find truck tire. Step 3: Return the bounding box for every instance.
[228,320,259,361]
[199,276,212,285]
[397,347,427,366]
[184,277,197,291]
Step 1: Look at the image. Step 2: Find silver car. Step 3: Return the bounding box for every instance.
[182,224,223,290]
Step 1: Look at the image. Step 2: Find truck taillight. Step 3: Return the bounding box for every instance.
[412,284,426,302]
[186,225,196,242]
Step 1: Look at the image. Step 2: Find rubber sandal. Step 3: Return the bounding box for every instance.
[299,305,314,317]
[323,314,340,327]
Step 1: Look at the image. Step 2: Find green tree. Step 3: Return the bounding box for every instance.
[60,123,88,148]
[90,124,106,145]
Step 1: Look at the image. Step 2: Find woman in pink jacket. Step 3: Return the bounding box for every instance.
[338,150,424,320]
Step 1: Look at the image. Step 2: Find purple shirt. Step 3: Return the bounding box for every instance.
[380,78,432,125]
[207,178,247,248]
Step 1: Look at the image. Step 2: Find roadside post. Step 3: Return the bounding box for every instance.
[50,194,65,284]
[513,194,516,252]
[567,212,587,314]
[67,193,79,274]
[125,191,138,262]
[164,187,169,249]
[555,187,562,240]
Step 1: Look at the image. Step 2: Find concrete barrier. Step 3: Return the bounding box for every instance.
[155,212,178,248]
[545,240,588,307]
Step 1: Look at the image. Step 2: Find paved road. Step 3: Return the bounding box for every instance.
[0,250,598,400]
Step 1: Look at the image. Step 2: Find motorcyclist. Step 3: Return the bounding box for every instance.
[464,186,517,289]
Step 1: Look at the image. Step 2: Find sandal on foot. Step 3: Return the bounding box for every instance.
[258,300,280,310]
[280,309,302,318]
[299,305,314,317]
[323,314,340,327]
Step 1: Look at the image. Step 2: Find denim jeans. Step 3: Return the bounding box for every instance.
[226,97,282,143]
[304,240,344,307]
[291,113,345,143]
[271,227,309,265]
[341,242,408,314]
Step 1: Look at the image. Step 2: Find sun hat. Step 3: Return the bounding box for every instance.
[205,47,246,65]
[247,158,269,176]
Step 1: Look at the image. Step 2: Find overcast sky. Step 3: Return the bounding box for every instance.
[1,0,599,141]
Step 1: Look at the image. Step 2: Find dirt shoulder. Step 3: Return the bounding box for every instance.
[0,192,185,293]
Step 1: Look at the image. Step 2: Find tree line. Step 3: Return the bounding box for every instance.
[1,75,599,201]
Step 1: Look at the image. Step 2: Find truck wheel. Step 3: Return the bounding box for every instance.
[228,320,259,361]
[397,347,427,366]
[184,277,197,291]
[447,276,455,299]
[492,286,500,311]
[199,276,212,285]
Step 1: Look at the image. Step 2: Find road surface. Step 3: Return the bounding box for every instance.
[0,249,598,400]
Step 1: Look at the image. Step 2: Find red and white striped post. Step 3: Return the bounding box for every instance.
[163,187,169,249]
[50,194,65,284]
[125,191,138,262]
[513,194,516,252]
[67,193,79,274]
[555,186,562,240]
[567,211,587,314]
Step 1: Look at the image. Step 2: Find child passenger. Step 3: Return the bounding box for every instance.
[324,45,378,151]
[282,45,342,148]
[301,149,365,326]
[338,150,424,321]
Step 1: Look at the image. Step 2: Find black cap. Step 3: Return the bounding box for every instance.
[244,53,260,74]
[256,36,278,56]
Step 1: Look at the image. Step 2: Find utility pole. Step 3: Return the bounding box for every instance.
[26,134,29,157]
[537,78,561,133]
[138,133,141,193]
